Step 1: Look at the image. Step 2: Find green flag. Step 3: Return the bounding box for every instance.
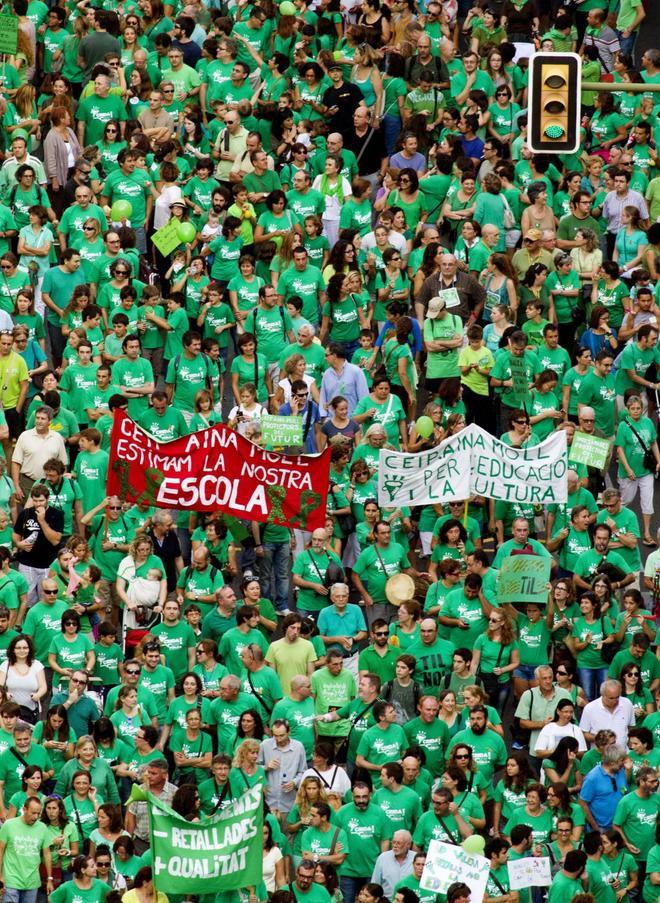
[148,786,263,893]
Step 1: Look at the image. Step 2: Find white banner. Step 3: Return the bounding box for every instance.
[420,841,490,900]
[507,856,552,889]
[378,424,567,506]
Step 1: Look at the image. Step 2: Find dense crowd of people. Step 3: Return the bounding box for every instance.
[0,3,656,903]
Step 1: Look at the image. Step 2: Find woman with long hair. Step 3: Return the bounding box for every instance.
[32,704,75,772]
[171,707,213,784]
[350,43,383,120]
[441,765,486,830]
[601,830,638,902]
[480,252,518,322]
[287,776,329,867]
[0,635,47,723]
[110,687,151,748]
[6,764,44,818]
[263,821,286,893]
[437,690,461,738]
[570,593,617,701]
[492,753,534,837]
[301,740,351,800]
[541,737,582,796]
[621,665,654,724]
[446,744,488,805]
[470,609,519,714]
[88,804,127,859]
[429,518,471,578]
[42,794,79,881]
[546,782,585,842]
[227,709,265,756]
[534,699,587,760]
[230,738,266,792]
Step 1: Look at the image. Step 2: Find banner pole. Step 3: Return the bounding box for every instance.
[462,499,468,528]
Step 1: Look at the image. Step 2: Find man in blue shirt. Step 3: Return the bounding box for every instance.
[318,582,368,670]
[319,344,369,417]
[579,744,628,830]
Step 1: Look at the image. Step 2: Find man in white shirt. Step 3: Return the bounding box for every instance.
[579,679,635,746]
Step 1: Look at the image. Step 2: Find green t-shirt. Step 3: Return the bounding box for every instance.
[577,370,617,437]
[0,816,51,889]
[165,351,214,413]
[150,620,196,681]
[355,723,407,786]
[353,541,411,604]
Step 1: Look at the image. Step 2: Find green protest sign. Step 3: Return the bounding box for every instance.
[509,354,530,405]
[149,786,263,892]
[569,431,610,470]
[497,554,551,606]
[261,414,303,447]
[151,220,182,257]
[0,16,18,55]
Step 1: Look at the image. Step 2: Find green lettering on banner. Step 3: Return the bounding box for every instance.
[0,16,18,54]
[148,787,263,893]
[421,840,490,899]
[497,554,551,607]
[151,220,182,257]
[261,414,303,448]
[568,431,610,470]
[509,354,530,405]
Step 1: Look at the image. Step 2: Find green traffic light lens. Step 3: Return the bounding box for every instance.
[544,124,565,139]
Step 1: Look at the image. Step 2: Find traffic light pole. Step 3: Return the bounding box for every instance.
[581,82,660,92]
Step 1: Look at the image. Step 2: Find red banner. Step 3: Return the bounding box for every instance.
[107,411,330,530]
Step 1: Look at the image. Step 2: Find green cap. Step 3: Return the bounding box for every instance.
[11,129,29,143]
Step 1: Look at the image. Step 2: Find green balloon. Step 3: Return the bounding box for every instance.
[177,222,197,244]
[415,415,434,439]
[110,200,132,220]
[279,1,296,14]
[462,835,486,855]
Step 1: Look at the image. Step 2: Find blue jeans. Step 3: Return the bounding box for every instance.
[616,29,638,55]
[340,876,368,903]
[382,114,402,157]
[577,665,608,702]
[5,889,39,903]
[258,541,291,612]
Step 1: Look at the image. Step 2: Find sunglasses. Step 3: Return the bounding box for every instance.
[43,589,59,595]
[83,226,95,231]
[374,631,388,637]
[455,753,469,759]
[125,669,141,675]
[108,505,122,510]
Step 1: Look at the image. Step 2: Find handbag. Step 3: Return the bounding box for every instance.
[477,643,504,697]
[624,418,657,475]
[501,193,515,230]
[599,616,617,664]
[330,483,356,534]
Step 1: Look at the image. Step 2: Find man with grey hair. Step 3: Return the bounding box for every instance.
[146,509,184,594]
[11,406,67,501]
[579,742,628,831]
[293,532,345,619]
[514,665,572,760]
[125,758,176,854]
[415,253,486,324]
[240,642,283,717]
[580,679,635,746]
[371,829,414,898]
[318,583,368,676]
[201,584,238,644]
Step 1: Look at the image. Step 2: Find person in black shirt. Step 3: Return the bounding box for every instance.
[322,64,365,135]
[12,483,64,605]
[146,509,185,592]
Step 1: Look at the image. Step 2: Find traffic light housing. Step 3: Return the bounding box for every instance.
[528,52,581,154]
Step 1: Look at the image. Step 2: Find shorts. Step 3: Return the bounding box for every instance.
[513,664,538,680]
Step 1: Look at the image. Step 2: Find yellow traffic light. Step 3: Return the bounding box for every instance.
[528,52,581,154]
